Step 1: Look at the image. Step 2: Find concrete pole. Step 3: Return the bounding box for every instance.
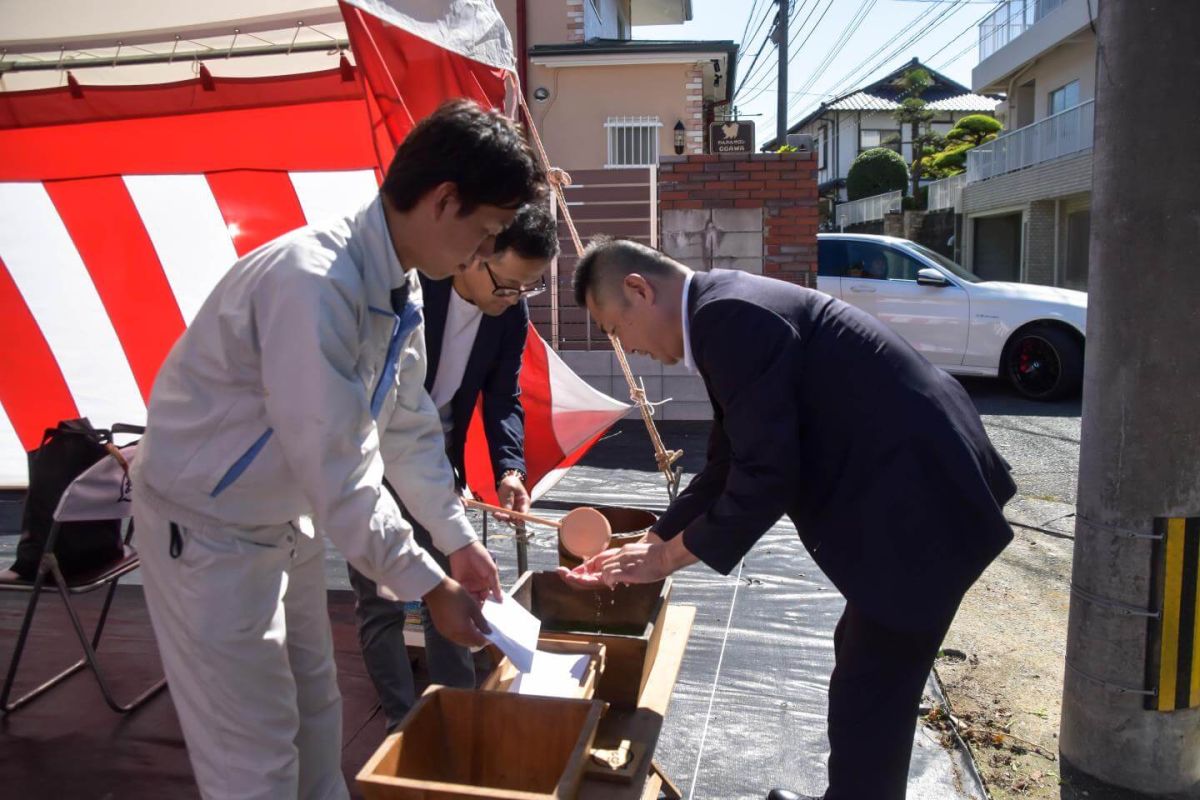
[1060,1,1200,794]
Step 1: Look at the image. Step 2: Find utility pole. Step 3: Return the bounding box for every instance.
[1060,1,1200,795]
[775,0,789,144]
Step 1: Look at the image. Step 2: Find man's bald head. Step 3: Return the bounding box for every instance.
[571,236,685,309]
[570,237,689,365]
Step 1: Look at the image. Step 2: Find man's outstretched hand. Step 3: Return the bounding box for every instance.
[424,576,490,647]
[557,542,676,589]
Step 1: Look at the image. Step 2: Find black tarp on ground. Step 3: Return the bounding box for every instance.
[0,421,986,799]
[505,422,986,800]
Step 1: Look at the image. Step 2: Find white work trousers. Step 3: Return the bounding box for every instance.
[135,494,350,800]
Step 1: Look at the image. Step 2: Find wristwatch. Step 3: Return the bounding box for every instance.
[497,468,527,486]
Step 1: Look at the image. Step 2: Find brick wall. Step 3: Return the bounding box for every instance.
[1025,199,1057,285]
[658,151,819,286]
[566,0,584,42]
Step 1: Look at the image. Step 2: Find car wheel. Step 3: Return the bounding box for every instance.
[1004,326,1083,401]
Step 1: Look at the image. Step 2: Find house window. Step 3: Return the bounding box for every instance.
[818,126,828,171]
[859,129,902,154]
[1048,80,1080,115]
[605,116,662,167]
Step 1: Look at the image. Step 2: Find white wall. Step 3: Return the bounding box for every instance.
[971,0,1093,93]
[994,31,1094,131]
[837,114,858,182]
[1031,36,1096,122]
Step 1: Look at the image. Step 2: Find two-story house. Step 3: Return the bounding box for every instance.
[763,58,998,204]
[494,0,737,170]
[958,0,1097,288]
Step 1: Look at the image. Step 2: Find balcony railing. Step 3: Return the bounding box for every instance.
[836,190,902,229]
[967,99,1094,183]
[926,173,967,211]
[978,0,1066,60]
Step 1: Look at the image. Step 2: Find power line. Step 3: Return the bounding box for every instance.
[739,0,767,52]
[739,0,836,106]
[736,0,784,97]
[765,0,986,140]
[806,0,955,104]
[790,0,837,63]
[735,0,820,103]
[735,34,783,99]
[923,1,1002,65]
[736,0,776,68]
[738,0,774,63]
[841,0,969,91]
[932,39,978,71]
[737,27,775,94]
[759,0,875,136]
[784,0,881,111]
[788,0,969,124]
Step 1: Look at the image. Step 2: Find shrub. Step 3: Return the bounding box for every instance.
[847,147,909,200]
[946,115,1002,146]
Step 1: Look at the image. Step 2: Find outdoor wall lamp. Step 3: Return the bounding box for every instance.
[674,120,685,155]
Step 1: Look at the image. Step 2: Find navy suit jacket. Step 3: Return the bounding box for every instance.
[418,274,527,484]
[654,270,1015,632]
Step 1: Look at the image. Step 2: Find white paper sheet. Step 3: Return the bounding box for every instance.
[512,650,592,698]
[481,594,541,673]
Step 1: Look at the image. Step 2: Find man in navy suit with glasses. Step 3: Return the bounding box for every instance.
[349,203,558,730]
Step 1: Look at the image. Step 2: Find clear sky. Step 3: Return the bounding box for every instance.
[634,0,999,141]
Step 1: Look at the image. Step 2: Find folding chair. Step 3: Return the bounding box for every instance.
[0,443,166,714]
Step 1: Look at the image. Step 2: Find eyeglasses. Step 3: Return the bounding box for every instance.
[483,260,546,298]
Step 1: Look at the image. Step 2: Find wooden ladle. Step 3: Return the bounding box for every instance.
[463,499,612,559]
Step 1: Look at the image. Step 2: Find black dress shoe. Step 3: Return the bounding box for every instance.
[766,790,822,800]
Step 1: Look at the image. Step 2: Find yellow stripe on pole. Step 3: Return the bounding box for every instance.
[1190,517,1200,709]
[1159,518,1186,711]
[1192,560,1200,709]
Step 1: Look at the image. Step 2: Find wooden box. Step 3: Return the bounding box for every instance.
[482,639,606,700]
[510,571,672,708]
[357,687,605,800]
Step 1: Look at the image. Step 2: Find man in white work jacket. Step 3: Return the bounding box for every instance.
[131,100,546,800]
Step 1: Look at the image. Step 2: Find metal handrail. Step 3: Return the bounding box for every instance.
[927,173,967,211]
[979,0,1066,60]
[967,99,1094,182]
[836,190,903,229]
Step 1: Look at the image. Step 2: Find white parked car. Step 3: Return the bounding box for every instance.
[817,233,1087,400]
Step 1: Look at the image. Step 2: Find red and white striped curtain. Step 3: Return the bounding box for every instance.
[0,0,626,495]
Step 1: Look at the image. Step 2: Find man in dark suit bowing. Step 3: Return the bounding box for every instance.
[564,237,1015,800]
[349,203,558,729]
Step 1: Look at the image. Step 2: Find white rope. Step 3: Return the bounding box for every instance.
[687,559,745,800]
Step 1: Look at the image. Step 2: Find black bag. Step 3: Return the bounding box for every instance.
[9,419,140,581]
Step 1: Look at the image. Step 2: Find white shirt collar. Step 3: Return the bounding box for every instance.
[681,271,697,374]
